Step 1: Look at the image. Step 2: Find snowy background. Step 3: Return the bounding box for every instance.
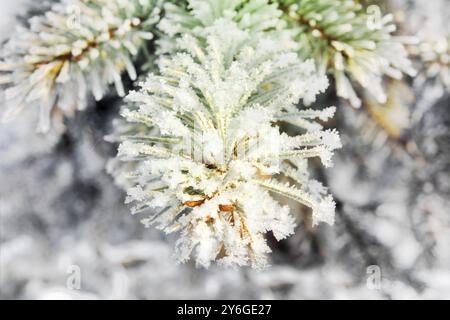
[0,0,449,299]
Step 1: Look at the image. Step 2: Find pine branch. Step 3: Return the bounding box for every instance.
[279,0,417,108]
[113,0,341,269]
[0,0,161,132]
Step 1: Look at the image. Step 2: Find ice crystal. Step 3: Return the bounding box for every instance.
[0,0,160,132]
[117,17,340,269]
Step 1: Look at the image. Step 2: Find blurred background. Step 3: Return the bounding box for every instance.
[0,0,449,299]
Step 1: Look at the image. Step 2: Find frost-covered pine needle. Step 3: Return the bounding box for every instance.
[157,0,287,55]
[411,36,450,92]
[279,0,417,108]
[0,0,160,132]
[117,16,340,269]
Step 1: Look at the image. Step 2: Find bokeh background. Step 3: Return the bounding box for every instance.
[0,0,449,299]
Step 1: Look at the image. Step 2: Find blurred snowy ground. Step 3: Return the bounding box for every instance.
[0,0,449,299]
[0,1,26,40]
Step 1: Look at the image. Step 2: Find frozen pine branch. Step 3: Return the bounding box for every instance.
[116,15,340,269]
[157,0,288,55]
[279,0,417,108]
[1,0,449,299]
[411,35,450,94]
[0,0,161,133]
